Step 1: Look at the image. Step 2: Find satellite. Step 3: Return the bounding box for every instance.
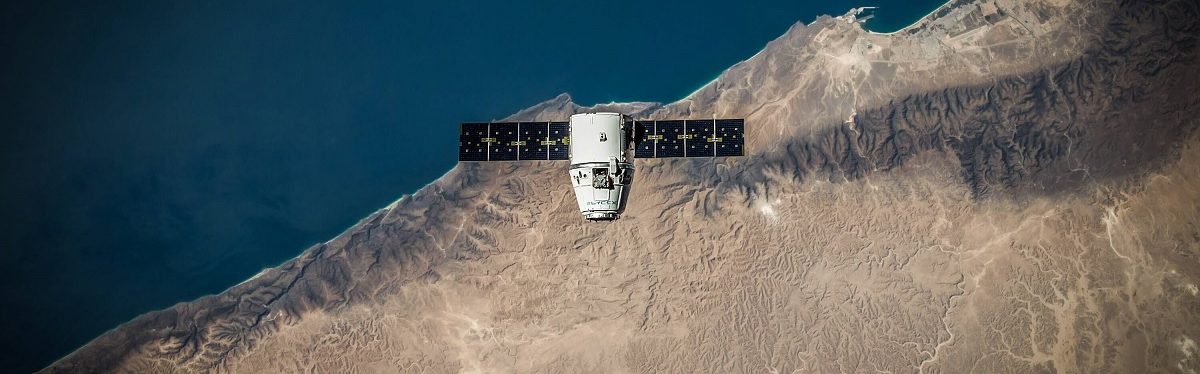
[459,112,746,220]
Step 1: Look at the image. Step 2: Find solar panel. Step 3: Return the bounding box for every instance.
[460,118,742,161]
[715,119,745,157]
[685,119,716,157]
[518,122,549,160]
[633,120,656,158]
[489,122,518,161]
[459,123,489,161]
[548,121,569,160]
[655,120,685,158]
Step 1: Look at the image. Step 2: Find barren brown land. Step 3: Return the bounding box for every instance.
[46,0,1200,372]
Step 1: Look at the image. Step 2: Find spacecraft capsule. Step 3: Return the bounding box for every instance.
[568,113,633,220]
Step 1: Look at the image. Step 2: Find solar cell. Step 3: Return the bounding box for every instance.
[489,122,518,161]
[685,119,716,157]
[518,122,549,160]
[655,120,685,158]
[633,120,656,158]
[459,122,489,161]
[715,119,744,157]
[547,121,569,160]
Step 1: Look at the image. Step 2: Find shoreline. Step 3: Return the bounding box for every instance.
[862,0,955,36]
[41,174,448,372]
[672,0,953,105]
[670,22,787,105]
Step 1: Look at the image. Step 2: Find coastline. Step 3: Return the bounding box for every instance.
[862,0,955,35]
[671,21,798,106]
[672,0,953,106]
[40,172,449,372]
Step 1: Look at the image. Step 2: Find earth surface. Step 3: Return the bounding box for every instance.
[46,0,1200,372]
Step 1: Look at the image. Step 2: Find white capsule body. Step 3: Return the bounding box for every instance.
[568,113,633,220]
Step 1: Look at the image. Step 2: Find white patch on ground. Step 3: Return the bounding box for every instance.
[754,197,781,222]
[1102,206,1133,261]
[1179,336,1198,374]
[759,204,777,221]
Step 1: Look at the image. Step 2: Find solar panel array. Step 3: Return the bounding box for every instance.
[458,122,570,161]
[631,119,744,158]
[460,119,744,161]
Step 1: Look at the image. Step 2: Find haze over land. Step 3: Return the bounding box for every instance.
[46,0,1200,372]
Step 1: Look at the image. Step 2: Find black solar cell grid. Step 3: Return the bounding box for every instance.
[458,122,489,161]
[518,122,549,160]
[654,120,685,158]
[547,121,570,160]
[715,119,744,157]
[489,122,518,161]
[633,120,656,158]
[685,119,716,157]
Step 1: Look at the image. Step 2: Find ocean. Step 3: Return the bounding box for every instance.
[0,0,946,371]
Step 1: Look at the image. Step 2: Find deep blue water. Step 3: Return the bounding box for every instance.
[0,1,944,371]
